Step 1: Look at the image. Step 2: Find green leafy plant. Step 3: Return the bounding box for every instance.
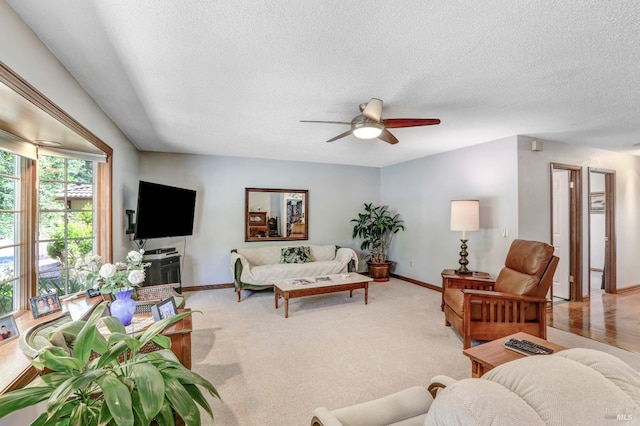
[351,203,405,263]
[0,302,219,425]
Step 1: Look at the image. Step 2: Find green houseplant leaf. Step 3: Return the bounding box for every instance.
[0,302,219,425]
[351,203,405,263]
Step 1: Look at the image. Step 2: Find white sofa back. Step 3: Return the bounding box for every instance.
[236,245,337,266]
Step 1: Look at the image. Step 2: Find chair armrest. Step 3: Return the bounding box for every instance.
[462,289,548,303]
[445,277,495,291]
[310,408,343,426]
[336,247,359,272]
[312,386,432,426]
[428,375,458,398]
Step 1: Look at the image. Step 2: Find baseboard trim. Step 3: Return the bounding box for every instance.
[616,284,640,295]
[182,275,441,293]
[182,283,234,292]
[390,273,441,292]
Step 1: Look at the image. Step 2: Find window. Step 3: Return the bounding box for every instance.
[0,151,20,315]
[37,155,96,296]
[1,61,113,315]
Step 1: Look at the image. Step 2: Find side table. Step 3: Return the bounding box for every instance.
[441,269,492,311]
[463,332,567,377]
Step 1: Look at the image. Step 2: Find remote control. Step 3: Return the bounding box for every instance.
[504,338,554,356]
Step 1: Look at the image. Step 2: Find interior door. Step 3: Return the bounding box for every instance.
[552,169,570,300]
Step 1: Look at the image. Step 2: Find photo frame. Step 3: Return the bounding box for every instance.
[590,192,605,213]
[0,314,19,345]
[151,297,177,321]
[29,293,62,319]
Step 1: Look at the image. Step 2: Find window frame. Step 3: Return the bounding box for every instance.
[0,61,113,313]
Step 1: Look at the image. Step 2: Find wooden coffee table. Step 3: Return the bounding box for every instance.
[462,332,567,377]
[274,273,373,318]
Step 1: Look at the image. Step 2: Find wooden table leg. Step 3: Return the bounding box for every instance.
[274,290,279,309]
[284,293,289,318]
[364,282,368,304]
[349,290,353,297]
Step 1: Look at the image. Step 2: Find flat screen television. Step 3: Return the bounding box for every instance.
[134,181,197,240]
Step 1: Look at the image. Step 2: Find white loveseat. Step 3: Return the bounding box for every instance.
[311,348,640,425]
[231,244,358,301]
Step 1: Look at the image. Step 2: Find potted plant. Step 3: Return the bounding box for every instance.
[78,250,150,326]
[0,302,219,425]
[351,203,405,281]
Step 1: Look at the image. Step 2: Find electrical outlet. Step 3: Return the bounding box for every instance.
[409,260,413,267]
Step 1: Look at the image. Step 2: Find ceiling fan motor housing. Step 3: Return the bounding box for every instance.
[351,115,383,139]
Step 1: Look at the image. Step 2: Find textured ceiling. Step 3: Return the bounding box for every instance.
[7,1,640,167]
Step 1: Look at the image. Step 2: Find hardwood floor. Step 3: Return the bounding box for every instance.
[547,287,640,354]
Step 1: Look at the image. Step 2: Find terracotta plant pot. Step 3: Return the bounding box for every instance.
[368,261,392,282]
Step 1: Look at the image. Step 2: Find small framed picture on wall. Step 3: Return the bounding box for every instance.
[0,314,19,345]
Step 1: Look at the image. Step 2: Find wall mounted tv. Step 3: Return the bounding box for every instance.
[134,181,197,240]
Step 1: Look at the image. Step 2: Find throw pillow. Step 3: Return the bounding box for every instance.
[280,246,312,264]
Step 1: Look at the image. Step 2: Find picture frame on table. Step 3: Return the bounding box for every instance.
[151,297,177,321]
[29,293,62,319]
[0,314,19,345]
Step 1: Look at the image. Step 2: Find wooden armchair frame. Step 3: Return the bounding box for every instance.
[444,245,558,349]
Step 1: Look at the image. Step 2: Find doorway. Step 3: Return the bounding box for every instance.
[588,168,616,295]
[549,163,582,301]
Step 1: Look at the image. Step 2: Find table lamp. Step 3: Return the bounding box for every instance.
[450,200,480,274]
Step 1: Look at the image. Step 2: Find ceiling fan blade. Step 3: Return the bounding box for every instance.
[382,118,441,128]
[300,120,351,125]
[361,98,383,122]
[326,129,354,143]
[377,129,399,145]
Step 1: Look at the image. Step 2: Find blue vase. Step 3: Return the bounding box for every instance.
[110,289,136,326]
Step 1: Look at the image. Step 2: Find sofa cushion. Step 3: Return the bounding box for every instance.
[310,245,337,262]
[281,246,312,263]
[236,246,283,266]
[426,348,640,426]
[425,378,544,425]
[493,268,540,296]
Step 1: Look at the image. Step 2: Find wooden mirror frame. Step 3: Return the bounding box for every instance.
[245,188,308,242]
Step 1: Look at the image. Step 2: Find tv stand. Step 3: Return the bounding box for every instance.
[142,254,181,293]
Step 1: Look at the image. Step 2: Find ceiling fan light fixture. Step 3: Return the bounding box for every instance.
[352,121,383,139]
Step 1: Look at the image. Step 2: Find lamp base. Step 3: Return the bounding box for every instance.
[456,239,471,274]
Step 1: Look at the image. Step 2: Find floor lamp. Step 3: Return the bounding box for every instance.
[450,200,480,274]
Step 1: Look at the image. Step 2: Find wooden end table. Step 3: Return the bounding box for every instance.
[462,332,567,378]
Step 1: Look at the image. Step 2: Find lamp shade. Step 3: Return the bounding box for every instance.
[450,200,480,232]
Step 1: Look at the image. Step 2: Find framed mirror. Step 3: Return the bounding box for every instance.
[245,188,308,242]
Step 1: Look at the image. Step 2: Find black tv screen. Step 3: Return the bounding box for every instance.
[134,181,197,240]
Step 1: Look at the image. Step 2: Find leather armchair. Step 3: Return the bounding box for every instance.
[443,239,559,349]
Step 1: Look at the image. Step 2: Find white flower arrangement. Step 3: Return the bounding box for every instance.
[78,250,150,294]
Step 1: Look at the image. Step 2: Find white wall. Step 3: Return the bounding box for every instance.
[0,1,140,261]
[517,136,640,291]
[381,136,519,286]
[138,152,380,286]
[0,4,141,423]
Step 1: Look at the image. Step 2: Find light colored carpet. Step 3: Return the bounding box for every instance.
[184,278,640,426]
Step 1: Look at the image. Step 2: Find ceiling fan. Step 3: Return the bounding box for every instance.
[300,98,440,144]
